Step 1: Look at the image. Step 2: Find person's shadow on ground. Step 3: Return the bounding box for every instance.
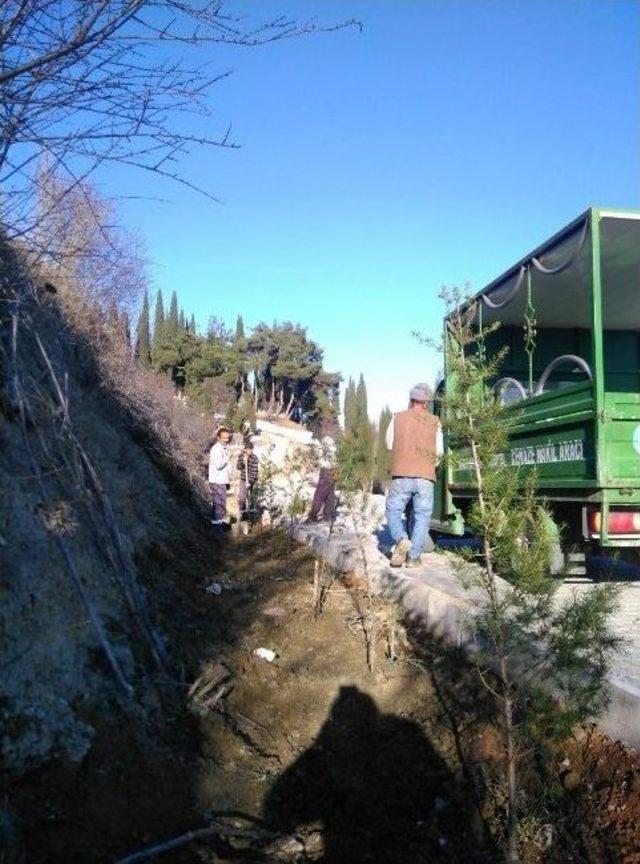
[263,686,455,863]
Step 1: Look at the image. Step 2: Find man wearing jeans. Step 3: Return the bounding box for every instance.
[385,384,443,568]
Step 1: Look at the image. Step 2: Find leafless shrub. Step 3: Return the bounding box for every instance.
[105,351,214,498]
[18,170,213,506]
[31,165,148,315]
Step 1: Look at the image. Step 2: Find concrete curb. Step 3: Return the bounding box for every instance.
[289,520,640,751]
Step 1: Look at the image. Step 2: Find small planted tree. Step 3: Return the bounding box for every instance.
[436,287,622,862]
[334,432,394,670]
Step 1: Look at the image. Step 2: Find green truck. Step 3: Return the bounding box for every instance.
[432,207,640,560]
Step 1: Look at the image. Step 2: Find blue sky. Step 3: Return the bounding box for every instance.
[105,0,639,419]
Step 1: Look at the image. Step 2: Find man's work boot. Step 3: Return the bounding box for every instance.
[390,537,411,567]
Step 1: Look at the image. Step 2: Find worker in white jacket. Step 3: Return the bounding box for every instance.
[209,425,232,530]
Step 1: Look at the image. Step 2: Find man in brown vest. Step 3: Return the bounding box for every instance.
[385,384,442,567]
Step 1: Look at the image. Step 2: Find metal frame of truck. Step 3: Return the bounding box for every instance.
[432,207,640,549]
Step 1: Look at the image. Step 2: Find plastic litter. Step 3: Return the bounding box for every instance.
[253,647,277,662]
[204,582,223,595]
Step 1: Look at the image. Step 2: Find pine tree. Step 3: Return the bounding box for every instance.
[135,290,151,365]
[152,289,165,360]
[223,391,238,431]
[235,314,245,340]
[168,290,179,333]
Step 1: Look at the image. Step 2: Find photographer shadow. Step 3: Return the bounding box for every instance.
[263,685,455,863]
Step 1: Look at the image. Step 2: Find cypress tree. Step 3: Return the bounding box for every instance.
[179,308,185,330]
[340,373,373,489]
[135,290,151,365]
[355,373,368,429]
[168,290,179,332]
[152,289,165,359]
[354,374,374,487]
[374,406,393,491]
[235,314,245,340]
[344,377,356,432]
[189,314,196,336]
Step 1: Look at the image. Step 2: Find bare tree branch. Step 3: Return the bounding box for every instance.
[0,1,359,240]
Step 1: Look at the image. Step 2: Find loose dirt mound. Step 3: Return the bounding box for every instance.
[546,729,640,863]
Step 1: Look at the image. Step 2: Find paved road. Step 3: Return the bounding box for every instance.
[557,577,640,697]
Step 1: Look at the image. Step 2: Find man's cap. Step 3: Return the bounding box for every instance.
[409,383,431,403]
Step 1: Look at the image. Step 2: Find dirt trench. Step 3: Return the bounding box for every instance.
[3,517,639,864]
[4,528,490,863]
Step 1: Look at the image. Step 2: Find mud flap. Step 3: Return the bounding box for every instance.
[430,463,465,536]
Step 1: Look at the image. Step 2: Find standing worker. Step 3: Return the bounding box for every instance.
[209,424,232,533]
[306,435,338,524]
[385,384,442,567]
[236,438,259,519]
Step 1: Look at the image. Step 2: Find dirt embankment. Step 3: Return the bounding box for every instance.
[1,244,213,852]
[1,292,206,771]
